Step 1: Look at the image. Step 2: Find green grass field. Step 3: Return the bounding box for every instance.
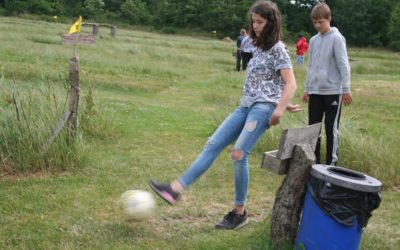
[0,17,399,249]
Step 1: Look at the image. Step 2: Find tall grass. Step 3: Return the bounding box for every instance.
[0,73,83,174]
[79,78,118,141]
[0,71,116,175]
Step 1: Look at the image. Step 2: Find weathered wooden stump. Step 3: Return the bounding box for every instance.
[261,123,321,248]
[270,144,315,248]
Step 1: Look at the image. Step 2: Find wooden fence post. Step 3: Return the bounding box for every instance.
[270,143,315,248]
[93,24,99,35]
[67,56,80,139]
[42,34,94,152]
[41,56,80,152]
[110,25,116,37]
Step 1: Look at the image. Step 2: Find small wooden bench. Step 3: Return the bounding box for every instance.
[100,24,117,37]
[82,23,117,37]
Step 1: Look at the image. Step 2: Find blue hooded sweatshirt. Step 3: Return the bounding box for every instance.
[304,27,350,95]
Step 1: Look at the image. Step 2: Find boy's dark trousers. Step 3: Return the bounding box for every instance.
[236,50,242,71]
[241,51,253,70]
[308,94,342,165]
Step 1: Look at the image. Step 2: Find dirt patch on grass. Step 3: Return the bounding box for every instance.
[0,169,69,181]
[353,80,400,101]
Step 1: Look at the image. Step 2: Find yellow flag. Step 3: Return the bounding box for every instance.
[68,16,82,34]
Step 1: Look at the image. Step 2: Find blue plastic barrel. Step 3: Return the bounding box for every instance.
[295,164,381,250]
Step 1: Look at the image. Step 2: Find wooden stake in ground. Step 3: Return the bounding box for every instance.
[42,27,96,152]
[67,56,80,139]
[42,56,80,152]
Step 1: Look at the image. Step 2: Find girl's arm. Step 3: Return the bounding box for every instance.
[269,68,297,126]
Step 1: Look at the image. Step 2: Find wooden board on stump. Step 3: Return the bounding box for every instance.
[261,123,321,175]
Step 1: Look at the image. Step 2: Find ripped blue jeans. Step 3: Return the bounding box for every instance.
[178,102,275,206]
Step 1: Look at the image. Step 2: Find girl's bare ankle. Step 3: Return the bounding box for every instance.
[171,181,184,194]
[234,206,245,215]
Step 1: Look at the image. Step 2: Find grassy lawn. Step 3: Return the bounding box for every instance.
[0,17,399,249]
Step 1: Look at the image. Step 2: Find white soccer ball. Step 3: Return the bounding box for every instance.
[118,190,156,221]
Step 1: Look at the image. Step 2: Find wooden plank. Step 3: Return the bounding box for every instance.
[60,33,96,45]
[261,150,289,175]
[276,123,322,160]
[261,123,321,175]
[42,110,71,153]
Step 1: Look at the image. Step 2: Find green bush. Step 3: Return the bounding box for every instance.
[4,0,29,15]
[4,0,61,15]
[388,4,400,51]
[120,0,152,25]
[27,0,54,15]
[83,0,105,18]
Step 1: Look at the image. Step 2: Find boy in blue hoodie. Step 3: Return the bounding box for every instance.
[301,2,352,165]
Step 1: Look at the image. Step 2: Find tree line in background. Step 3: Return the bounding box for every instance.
[1,0,400,51]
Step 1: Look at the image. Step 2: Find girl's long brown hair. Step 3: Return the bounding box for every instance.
[249,1,282,51]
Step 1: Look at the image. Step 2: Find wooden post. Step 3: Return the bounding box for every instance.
[270,143,316,248]
[93,24,99,35]
[67,56,80,139]
[43,34,94,152]
[110,25,116,37]
[41,57,80,152]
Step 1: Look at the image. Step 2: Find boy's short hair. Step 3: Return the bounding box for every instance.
[311,3,331,20]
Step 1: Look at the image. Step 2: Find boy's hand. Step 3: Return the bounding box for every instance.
[342,93,352,106]
[286,103,303,113]
[301,93,309,103]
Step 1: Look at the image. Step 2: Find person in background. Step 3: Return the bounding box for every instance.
[296,34,309,65]
[150,0,301,230]
[236,28,247,71]
[240,30,256,70]
[302,2,352,165]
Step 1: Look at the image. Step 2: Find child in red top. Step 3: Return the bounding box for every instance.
[296,35,309,65]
